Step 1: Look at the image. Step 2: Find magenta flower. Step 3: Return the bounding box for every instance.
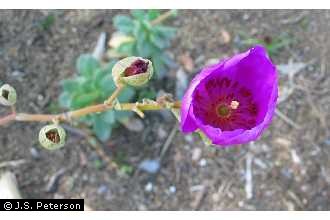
[180,45,278,146]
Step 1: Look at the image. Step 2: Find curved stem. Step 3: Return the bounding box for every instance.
[0,85,126,126]
[104,85,124,106]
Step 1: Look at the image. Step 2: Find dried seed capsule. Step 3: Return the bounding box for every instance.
[38,124,66,150]
[112,56,153,87]
[0,84,17,106]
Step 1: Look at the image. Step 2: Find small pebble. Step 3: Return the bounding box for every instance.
[122,118,144,132]
[97,184,108,195]
[199,158,207,167]
[145,182,153,192]
[169,185,176,194]
[30,147,40,159]
[157,126,167,139]
[37,94,44,101]
[243,13,250,20]
[192,148,202,162]
[11,70,26,78]
[227,191,234,199]
[139,159,160,174]
[184,134,194,143]
[238,201,244,207]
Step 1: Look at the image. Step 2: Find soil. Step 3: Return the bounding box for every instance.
[0,10,330,210]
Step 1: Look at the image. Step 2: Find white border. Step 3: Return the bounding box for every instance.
[1,211,330,220]
[0,0,330,9]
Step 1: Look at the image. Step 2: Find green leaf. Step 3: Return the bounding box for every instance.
[104,60,117,71]
[93,69,106,88]
[150,33,170,49]
[118,86,135,102]
[115,110,133,121]
[152,56,167,77]
[71,91,100,109]
[62,79,80,93]
[160,53,177,68]
[93,115,112,142]
[80,79,96,92]
[132,20,143,38]
[93,61,115,88]
[137,40,154,57]
[154,25,176,39]
[58,92,72,108]
[131,10,146,20]
[137,88,156,101]
[170,9,178,17]
[101,111,115,124]
[100,76,117,97]
[147,10,161,20]
[116,41,135,56]
[80,115,94,126]
[113,15,134,34]
[141,20,152,31]
[134,25,153,57]
[76,54,100,77]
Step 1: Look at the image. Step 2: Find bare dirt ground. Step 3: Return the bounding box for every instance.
[0,10,330,210]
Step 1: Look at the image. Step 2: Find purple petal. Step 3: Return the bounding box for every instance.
[180,60,226,132]
[180,45,278,147]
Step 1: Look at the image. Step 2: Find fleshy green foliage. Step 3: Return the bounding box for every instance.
[39,14,55,31]
[59,54,135,142]
[137,87,156,101]
[112,10,177,78]
[239,32,293,57]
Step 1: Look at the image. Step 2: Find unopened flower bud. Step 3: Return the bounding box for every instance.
[38,124,66,150]
[112,57,153,87]
[0,84,17,106]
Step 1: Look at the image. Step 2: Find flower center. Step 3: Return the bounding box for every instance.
[192,76,259,131]
[216,101,239,118]
[217,104,230,118]
[124,59,149,77]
